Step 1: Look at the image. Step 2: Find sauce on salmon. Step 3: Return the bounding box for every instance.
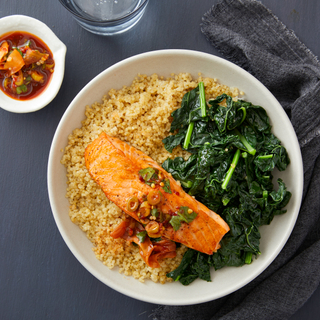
[85,132,230,266]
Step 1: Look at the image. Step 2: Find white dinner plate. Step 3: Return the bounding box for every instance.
[47,49,303,305]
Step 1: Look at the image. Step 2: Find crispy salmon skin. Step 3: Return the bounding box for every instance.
[85,132,229,255]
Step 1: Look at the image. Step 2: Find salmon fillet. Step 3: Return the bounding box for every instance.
[85,132,230,255]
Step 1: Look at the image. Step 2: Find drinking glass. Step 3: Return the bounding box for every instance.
[59,0,149,35]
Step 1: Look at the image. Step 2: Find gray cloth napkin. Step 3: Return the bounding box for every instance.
[152,0,320,319]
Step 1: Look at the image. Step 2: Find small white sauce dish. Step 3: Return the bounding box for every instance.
[0,15,66,113]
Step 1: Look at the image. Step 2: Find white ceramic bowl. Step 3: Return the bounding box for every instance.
[48,49,303,305]
[0,15,66,113]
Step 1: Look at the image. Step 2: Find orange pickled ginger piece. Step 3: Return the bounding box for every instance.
[23,48,49,65]
[0,49,25,77]
[110,217,177,268]
[0,41,9,62]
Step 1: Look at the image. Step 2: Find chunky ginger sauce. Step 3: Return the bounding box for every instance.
[0,31,55,100]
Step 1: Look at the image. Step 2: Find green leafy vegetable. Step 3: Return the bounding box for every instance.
[199,82,206,117]
[221,148,241,190]
[138,167,158,183]
[16,84,27,94]
[183,121,195,149]
[162,89,291,285]
[169,216,184,231]
[167,249,211,285]
[12,47,23,56]
[163,178,172,194]
[151,208,159,217]
[136,231,147,243]
[169,206,197,231]
[164,82,207,150]
[167,249,196,281]
[245,252,253,264]
[24,76,32,85]
[234,129,256,155]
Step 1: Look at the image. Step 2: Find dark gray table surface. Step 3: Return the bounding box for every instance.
[0,1,319,319]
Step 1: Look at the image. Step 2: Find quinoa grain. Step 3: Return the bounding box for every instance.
[61,73,237,283]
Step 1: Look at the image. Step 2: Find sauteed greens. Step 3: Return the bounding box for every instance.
[162,83,291,285]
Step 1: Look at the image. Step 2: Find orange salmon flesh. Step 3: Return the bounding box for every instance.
[85,132,230,255]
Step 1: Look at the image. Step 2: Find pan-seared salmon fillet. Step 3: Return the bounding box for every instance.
[85,132,229,255]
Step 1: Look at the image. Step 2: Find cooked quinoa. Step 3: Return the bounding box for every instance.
[61,73,240,284]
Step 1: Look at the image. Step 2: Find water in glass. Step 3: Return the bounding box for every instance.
[72,0,142,21]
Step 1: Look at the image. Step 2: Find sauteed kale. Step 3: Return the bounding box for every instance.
[162,83,291,285]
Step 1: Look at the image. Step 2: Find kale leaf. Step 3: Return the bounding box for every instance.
[163,91,291,285]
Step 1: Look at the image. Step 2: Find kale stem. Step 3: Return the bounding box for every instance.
[234,129,256,155]
[239,106,247,124]
[183,82,206,149]
[245,252,253,264]
[183,122,194,149]
[222,195,230,206]
[221,149,241,190]
[199,81,206,117]
[257,154,273,159]
[181,180,193,188]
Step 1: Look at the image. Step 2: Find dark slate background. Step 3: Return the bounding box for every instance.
[0,1,319,319]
